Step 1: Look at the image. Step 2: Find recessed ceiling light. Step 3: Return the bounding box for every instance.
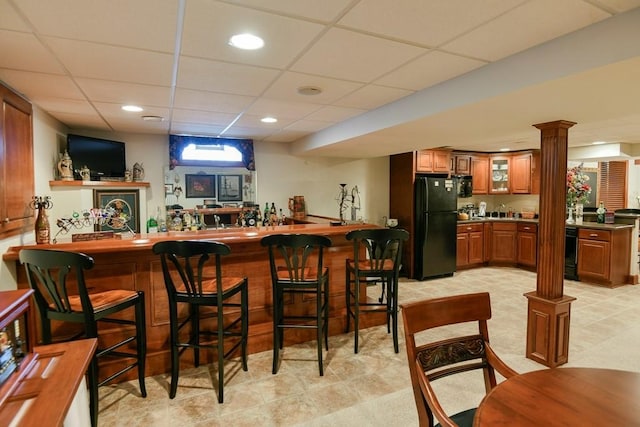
[261,117,277,123]
[592,141,607,145]
[499,148,510,152]
[142,115,164,122]
[297,86,323,96]
[122,105,143,112]
[229,33,264,50]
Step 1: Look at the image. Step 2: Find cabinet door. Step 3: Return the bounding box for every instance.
[468,231,484,264]
[577,239,610,280]
[517,232,537,267]
[471,156,489,195]
[454,155,472,175]
[0,83,34,238]
[433,150,451,172]
[457,233,469,267]
[491,223,517,263]
[489,155,510,194]
[511,153,532,194]
[416,150,434,172]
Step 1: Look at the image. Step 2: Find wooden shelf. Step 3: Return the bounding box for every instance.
[49,180,150,188]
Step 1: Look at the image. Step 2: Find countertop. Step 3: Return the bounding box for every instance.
[457,217,634,230]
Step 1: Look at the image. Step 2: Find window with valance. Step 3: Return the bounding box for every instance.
[169,135,255,171]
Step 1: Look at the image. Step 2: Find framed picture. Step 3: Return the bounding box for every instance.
[164,183,173,195]
[93,189,140,233]
[218,175,242,202]
[185,174,216,198]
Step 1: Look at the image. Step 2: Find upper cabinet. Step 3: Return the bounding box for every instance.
[471,155,489,195]
[0,83,34,239]
[489,155,510,194]
[416,149,451,173]
[511,151,540,194]
[451,153,472,175]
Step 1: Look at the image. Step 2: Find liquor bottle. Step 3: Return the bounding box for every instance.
[279,208,285,225]
[157,207,167,232]
[256,207,262,227]
[192,207,200,231]
[147,213,158,233]
[264,202,270,225]
[596,201,606,223]
[35,205,50,244]
[270,203,277,225]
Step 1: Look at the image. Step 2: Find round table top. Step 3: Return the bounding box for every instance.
[474,367,640,426]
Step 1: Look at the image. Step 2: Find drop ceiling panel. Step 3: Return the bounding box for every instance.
[93,102,170,121]
[170,122,226,136]
[0,70,84,100]
[12,0,178,52]
[182,0,325,68]
[0,0,31,31]
[284,119,334,132]
[244,97,323,119]
[76,79,171,107]
[50,111,110,131]
[173,88,255,114]
[176,56,280,96]
[233,114,296,129]
[263,71,363,104]
[0,31,65,74]
[228,0,354,22]
[374,50,487,91]
[45,38,175,85]
[305,105,365,122]
[221,125,278,140]
[442,0,611,61]
[35,98,95,115]
[290,28,426,83]
[264,129,310,142]
[171,109,238,126]
[334,85,413,110]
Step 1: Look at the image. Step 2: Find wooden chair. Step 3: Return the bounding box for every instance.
[401,292,517,427]
[345,228,409,353]
[152,240,248,403]
[19,248,147,427]
[261,234,332,375]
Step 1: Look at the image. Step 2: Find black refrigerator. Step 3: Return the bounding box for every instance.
[414,175,458,280]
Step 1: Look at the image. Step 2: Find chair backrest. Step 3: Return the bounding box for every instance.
[260,234,332,284]
[401,292,510,427]
[152,240,231,299]
[19,248,96,325]
[346,228,409,273]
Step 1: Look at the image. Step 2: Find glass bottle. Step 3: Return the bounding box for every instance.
[596,201,606,223]
[35,205,50,244]
[147,213,158,233]
[264,202,270,226]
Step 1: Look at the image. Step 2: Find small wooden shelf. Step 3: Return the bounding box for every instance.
[49,180,150,188]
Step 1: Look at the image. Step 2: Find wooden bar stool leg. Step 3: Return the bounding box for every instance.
[135,293,147,397]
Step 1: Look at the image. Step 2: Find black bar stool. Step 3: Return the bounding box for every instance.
[152,240,248,403]
[19,248,147,427]
[261,234,332,375]
[345,228,409,353]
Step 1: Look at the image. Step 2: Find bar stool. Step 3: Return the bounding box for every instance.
[261,234,332,375]
[19,249,147,427]
[152,240,248,403]
[345,228,409,353]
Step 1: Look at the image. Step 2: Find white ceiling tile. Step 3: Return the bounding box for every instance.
[171,109,238,126]
[263,71,363,103]
[591,0,640,13]
[443,0,611,61]
[234,114,297,129]
[291,28,426,83]
[50,111,111,131]
[334,85,413,110]
[173,88,255,113]
[12,0,178,52]
[0,0,31,31]
[170,122,226,136]
[338,0,526,47]
[375,51,486,91]
[0,70,84,100]
[93,102,170,121]
[35,98,95,114]
[182,0,325,68]
[284,119,334,132]
[244,98,323,119]
[76,79,171,107]
[264,129,310,142]
[221,125,278,140]
[177,56,280,96]
[45,38,174,85]
[227,0,353,22]
[305,105,365,122]
[102,118,170,134]
[0,31,65,74]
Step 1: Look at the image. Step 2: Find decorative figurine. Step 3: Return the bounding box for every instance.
[57,151,74,181]
[132,162,144,181]
[80,165,91,181]
[124,169,132,182]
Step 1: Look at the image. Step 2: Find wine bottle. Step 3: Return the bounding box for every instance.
[264,202,270,226]
[256,207,262,227]
[35,205,50,244]
[279,208,285,225]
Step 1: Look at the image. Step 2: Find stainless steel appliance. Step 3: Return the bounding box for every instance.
[414,175,458,280]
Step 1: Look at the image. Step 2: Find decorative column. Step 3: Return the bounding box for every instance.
[525,120,576,367]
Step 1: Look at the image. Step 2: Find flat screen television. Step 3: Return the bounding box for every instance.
[66,134,126,180]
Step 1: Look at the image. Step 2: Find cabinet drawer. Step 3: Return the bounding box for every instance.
[457,223,483,233]
[578,228,611,242]
[517,223,537,233]
[491,222,517,232]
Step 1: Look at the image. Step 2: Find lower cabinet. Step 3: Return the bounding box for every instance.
[517,223,538,267]
[577,227,631,286]
[490,222,517,263]
[456,223,484,268]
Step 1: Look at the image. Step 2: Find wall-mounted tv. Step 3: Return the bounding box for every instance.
[66,134,126,180]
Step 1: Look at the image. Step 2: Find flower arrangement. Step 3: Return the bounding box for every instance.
[566,163,591,206]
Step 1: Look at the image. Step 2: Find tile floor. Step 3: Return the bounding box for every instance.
[98,267,640,426]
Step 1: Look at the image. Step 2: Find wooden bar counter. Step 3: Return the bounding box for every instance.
[3,223,380,380]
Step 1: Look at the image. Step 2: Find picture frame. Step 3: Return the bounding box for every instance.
[218,175,243,202]
[93,189,140,233]
[164,183,173,195]
[185,174,216,198]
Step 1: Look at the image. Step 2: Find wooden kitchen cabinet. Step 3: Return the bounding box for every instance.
[457,223,484,268]
[489,155,510,194]
[511,151,540,194]
[490,221,517,263]
[517,222,538,268]
[0,82,34,239]
[451,153,472,175]
[416,149,450,173]
[577,227,631,287]
[471,155,489,195]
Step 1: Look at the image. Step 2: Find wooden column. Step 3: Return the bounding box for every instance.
[525,120,576,367]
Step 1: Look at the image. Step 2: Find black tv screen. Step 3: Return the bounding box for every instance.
[66,134,126,179]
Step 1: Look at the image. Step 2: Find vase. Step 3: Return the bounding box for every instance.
[575,203,584,225]
[566,205,575,224]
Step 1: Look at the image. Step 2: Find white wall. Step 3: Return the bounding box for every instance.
[0,113,391,290]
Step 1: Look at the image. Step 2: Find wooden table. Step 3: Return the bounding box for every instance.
[474,367,640,426]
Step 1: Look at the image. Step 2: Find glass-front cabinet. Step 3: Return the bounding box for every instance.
[490,156,510,194]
